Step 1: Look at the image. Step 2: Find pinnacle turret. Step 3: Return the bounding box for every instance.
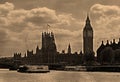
[86,15,90,24]
[67,43,71,54]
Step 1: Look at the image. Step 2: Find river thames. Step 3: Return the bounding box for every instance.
[0,69,120,82]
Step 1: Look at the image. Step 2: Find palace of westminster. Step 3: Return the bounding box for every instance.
[13,15,120,65]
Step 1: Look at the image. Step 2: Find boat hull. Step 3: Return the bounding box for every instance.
[17,65,50,73]
[18,70,50,73]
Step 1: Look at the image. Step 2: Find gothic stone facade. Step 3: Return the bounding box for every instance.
[14,32,83,65]
[13,15,96,65]
[97,39,120,65]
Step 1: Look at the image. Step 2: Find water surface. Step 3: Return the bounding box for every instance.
[0,69,120,82]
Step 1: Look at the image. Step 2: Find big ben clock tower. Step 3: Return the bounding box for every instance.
[83,15,93,54]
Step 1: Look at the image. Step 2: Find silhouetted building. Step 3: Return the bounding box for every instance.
[67,43,71,54]
[97,39,120,65]
[83,15,95,65]
[14,31,83,65]
[83,15,93,54]
[10,13,120,66]
[13,53,22,65]
[41,32,57,63]
[13,15,97,66]
[13,53,21,60]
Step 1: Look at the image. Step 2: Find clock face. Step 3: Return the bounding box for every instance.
[87,31,93,37]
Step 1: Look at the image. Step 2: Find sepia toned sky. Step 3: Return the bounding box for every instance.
[0,0,120,57]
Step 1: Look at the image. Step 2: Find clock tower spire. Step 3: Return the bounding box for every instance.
[83,15,93,54]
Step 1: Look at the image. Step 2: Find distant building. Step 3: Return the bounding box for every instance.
[13,53,21,60]
[97,39,120,65]
[13,53,22,65]
[83,15,93,54]
[14,31,83,65]
[67,43,71,54]
[13,15,96,66]
[83,15,95,65]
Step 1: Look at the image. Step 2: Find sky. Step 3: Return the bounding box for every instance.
[0,0,120,57]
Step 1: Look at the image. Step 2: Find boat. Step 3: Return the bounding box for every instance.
[17,65,50,73]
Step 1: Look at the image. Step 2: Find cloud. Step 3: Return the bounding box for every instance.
[0,3,82,32]
[1,2,119,57]
[0,28,10,56]
[90,4,120,50]
[90,4,120,31]
[0,2,83,57]
[0,2,14,16]
[91,4,120,15]
[25,7,59,25]
[0,29,8,43]
[0,1,119,57]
